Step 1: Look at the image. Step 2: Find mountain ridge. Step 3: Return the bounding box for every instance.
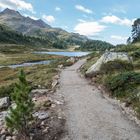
[0,8,87,46]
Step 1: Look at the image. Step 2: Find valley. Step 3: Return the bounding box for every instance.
[0,3,140,140]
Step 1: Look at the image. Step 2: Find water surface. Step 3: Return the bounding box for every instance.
[34,51,90,57]
[0,60,50,69]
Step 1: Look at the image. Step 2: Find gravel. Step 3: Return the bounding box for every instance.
[59,59,140,140]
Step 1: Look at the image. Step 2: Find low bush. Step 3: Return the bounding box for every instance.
[134,60,140,69]
[0,83,15,98]
[100,60,133,74]
[131,50,140,60]
[105,72,140,97]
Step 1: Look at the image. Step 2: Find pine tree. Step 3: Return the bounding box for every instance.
[132,18,140,42]
[5,70,34,140]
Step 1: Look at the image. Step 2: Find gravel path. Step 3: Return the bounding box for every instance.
[60,59,140,140]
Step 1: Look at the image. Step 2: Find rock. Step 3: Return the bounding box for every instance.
[53,100,63,105]
[42,127,49,133]
[0,128,6,135]
[66,57,75,63]
[33,111,50,120]
[51,104,56,108]
[10,103,16,110]
[1,135,6,140]
[31,89,49,97]
[34,96,52,110]
[0,97,10,109]
[0,111,8,127]
[12,136,17,140]
[58,64,63,69]
[52,80,58,89]
[6,136,12,140]
[86,51,131,77]
[53,75,59,80]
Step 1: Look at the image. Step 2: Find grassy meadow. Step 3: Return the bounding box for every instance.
[0,45,73,98]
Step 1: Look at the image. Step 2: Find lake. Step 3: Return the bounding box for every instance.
[34,51,90,57]
[0,52,89,68]
[0,60,51,69]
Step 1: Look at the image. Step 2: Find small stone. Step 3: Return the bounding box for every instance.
[12,136,17,140]
[54,100,63,105]
[51,104,56,108]
[33,111,50,120]
[42,127,49,133]
[54,75,59,79]
[31,89,48,96]
[41,121,45,126]
[6,136,12,140]
[52,80,58,89]
[58,64,63,69]
[0,128,6,135]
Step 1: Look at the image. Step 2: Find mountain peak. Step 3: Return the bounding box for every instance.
[1,8,21,16]
[36,19,51,28]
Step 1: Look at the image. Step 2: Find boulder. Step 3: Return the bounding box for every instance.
[0,97,10,109]
[86,52,131,77]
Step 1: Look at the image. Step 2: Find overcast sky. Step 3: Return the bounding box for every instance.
[0,0,139,45]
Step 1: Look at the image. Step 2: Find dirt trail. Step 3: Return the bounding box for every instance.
[59,59,140,140]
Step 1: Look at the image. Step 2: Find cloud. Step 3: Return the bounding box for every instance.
[55,7,61,11]
[75,5,93,14]
[111,35,128,41]
[74,21,106,36]
[78,19,86,23]
[42,14,55,23]
[0,0,34,13]
[112,8,126,14]
[101,15,133,26]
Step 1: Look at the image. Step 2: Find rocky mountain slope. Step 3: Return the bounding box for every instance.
[0,8,87,46]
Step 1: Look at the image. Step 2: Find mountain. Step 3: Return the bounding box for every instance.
[0,24,52,48]
[0,8,51,34]
[0,8,87,47]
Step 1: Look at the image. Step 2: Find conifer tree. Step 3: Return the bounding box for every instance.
[5,70,34,140]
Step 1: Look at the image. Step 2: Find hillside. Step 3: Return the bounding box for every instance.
[76,40,114,51]
[0,24,53,48]
[0,8,87,47]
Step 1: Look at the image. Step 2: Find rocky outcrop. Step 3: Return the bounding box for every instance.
[86,52,132,77]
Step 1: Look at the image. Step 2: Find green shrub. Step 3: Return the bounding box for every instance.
[5,70,34,139]
[0,84,15,98]
[133,59,140,69]
[105,72,140,97]
[131,50,140,60]
[100,60,133,74]
[115,44,140,52]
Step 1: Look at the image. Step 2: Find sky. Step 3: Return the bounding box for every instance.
[0,0,139,45]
